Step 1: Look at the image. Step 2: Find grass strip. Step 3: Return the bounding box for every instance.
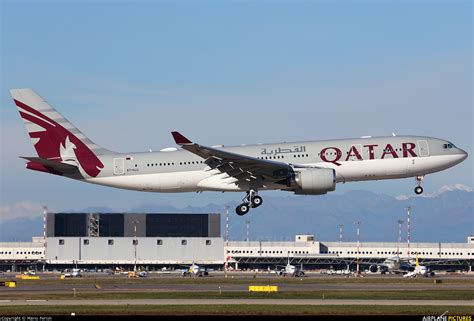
[0,304,473,315]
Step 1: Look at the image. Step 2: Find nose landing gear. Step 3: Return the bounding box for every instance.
[414,176,424,195]
[236,190,263,216]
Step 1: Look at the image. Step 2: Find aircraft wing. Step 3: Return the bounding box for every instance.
[171,131,295,186]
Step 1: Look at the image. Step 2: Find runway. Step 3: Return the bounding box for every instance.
[0,299,472,306]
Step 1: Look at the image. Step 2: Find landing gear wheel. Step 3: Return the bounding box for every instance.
[251,195,263,208]
[236,203,250,216]
[414,186,423,195]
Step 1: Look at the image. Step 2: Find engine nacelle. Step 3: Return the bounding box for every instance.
[369,264,379,273]
[292,168,336,195]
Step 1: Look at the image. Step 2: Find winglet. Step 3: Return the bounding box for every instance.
[171,131,193,145]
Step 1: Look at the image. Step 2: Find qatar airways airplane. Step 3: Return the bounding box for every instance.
[10,89,468,215]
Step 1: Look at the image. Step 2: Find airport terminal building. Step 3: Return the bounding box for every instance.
[0,212,473,272]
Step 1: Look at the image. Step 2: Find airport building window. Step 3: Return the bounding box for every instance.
[59,239,65,245]
[108,239,114,245]
[206,240,211,246]
[181,240,187,245]
[83,239,89,245]
[157,239,163,245]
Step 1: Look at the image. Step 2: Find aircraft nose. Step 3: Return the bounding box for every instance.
[459,148,468,160]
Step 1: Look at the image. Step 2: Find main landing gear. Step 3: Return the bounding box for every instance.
[414,176,424,195]
[236,190,262,216]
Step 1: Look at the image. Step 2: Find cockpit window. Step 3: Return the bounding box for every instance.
[443,143,455,149]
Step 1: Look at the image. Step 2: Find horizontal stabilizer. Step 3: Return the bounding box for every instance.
[20,156,79,174]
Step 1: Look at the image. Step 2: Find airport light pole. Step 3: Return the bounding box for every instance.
[133,220,139,272]
[246,220,250,243]
[225,206,229,277]
[397,219,404,256]
[406,206,411,258]
[339,224,343,242]
[43,206,48,272]
[355,221,362,275]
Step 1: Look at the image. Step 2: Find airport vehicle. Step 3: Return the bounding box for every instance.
[63,268,81,278]
[320,266,352,275]
[181,263,209,277]
[23,270,36,276]
[11,89,468,215]
[138,271,148,278]
[127,271,148,278]
[276,257,305,277]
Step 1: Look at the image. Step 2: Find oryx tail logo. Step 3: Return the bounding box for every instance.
[14,99,104,177]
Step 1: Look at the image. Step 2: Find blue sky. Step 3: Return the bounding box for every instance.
[0,0,472,217]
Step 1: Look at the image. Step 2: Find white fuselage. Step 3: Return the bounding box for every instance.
[83,136,467,193]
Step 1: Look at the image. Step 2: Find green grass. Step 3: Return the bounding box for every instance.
[0,305,472,315]
[1,290,472,301]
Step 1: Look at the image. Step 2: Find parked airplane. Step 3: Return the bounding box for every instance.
[369,256,412,274]
[403,255,433,278]
[181,263,209,277]
[10,89,468,215]
[276,257,305,277]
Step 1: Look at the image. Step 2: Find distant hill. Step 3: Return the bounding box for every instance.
[1,187,472,243]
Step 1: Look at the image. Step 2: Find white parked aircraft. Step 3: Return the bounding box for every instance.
[369,256,412,274]
[10,89,468,215]
[181,263,209,277]
[403,255,433,278]
[276,257,305,277]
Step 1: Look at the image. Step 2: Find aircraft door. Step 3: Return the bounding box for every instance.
[417,140,429,157]
[113,158,125,175]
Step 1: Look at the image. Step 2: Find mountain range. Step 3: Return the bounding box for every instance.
[1,186,472,243]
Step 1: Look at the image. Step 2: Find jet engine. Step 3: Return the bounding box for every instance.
[292,168,336,195]
[369,264,379,273]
